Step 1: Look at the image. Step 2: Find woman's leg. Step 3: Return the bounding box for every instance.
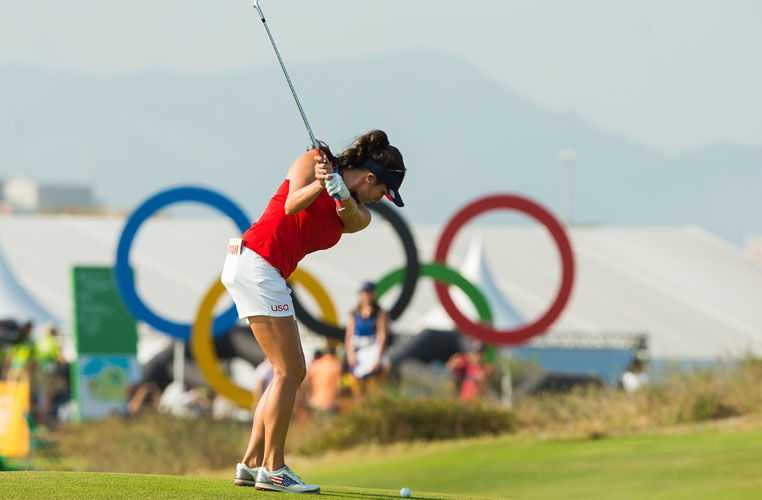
[366,365,391,394]
[241,380,274,467]
[248,315,306,471]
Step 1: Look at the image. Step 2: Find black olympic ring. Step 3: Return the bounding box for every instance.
[290,202,420,340]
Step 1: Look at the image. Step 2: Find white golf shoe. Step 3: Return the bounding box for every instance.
[233,463,260,487]
[255,464,320,494]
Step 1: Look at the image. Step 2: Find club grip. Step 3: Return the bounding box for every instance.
[316,149,345,211]
[334,195,346,211]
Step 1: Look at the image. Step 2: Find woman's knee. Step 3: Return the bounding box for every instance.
[251,315,306,384]
[275,361,306,385]
[288,361,306,384]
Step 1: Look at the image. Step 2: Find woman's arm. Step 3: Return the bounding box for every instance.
[344,314,357,367]
[284,150,331,215]
[374,310,388,368]
[339,199,371,233]
[285,149,372,231]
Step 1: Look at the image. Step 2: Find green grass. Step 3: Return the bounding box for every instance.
[0,472,498,500]
[4,420,762,500]
[293,420,762,500]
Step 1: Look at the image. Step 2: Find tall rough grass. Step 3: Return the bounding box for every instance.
[48,358,762,473]
[515,358,762,438]
[298,395,517,455]
[53,414,251,474]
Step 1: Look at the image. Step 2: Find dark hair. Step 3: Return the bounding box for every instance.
[318,130,405,182]
[353,302,381,319]
[352,297,381,317]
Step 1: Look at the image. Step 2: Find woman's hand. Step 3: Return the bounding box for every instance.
[313,153,334,186]
[325,174,350,200]
[284,150,334,215]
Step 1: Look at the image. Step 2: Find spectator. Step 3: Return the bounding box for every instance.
[447,343,492,401]
[621,358,649,394]
[0,319,26,344]
[127,381,163,415]
[2,321,35,383]
[252,359,274,403]
[34,323,64,425]
[1,320,30,379]
[159,384,212,418]
[344,282,390,396]
[304,347,342,414]
[52,362,74,422]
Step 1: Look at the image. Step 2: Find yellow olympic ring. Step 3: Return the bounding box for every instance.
[191,268,338,409]
[288,268,338,326]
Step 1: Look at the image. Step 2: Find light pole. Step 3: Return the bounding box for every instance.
[556,148,578,225]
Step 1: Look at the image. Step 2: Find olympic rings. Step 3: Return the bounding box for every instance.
[117,186,574,356]
[191,271,339,408]
[115,186,251,340]
[288,268,338,326]
[433,194,575,345]
[290,202,420,340]
[118,186,574,408]
[376,262,493,324]
[191,279,254,409]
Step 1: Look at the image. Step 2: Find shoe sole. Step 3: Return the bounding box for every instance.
[255,482,320,494]
[234,479,257,487]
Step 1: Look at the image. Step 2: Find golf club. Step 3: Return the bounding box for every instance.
[253,0,345,211]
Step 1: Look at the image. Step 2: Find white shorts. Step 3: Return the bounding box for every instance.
[221,239,294,318]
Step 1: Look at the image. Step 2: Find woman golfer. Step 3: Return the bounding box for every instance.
[222,130,406,494]
[345,281,391,396]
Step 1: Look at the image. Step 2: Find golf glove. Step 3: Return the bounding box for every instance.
[325,173,350,200]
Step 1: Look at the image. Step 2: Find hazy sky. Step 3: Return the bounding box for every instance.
[1,0,760,155]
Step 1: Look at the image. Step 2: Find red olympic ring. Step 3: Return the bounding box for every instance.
[434,194,575,345]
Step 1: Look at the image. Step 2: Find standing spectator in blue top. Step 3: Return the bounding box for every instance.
[344,282,389,396]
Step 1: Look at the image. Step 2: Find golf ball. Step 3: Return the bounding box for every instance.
[400,487,411,498]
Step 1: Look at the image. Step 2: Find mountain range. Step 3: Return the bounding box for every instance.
[1,52,760,244]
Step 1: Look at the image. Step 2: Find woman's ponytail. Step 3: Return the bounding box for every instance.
[338,130,403,172]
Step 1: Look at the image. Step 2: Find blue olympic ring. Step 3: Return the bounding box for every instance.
[114,186,251,340]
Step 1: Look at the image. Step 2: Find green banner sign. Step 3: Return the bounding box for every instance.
[71,266,139,420]
[72,266,137,355]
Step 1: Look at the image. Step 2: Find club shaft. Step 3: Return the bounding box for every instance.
[253,2,345,211]
[254,2,318,151]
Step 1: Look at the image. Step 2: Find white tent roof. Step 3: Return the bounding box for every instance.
[460,236,526,328]
[407,237,526,333]
[0,214,760,361]
[0,237,58,325]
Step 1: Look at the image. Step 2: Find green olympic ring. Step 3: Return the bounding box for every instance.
[375,262,493,324]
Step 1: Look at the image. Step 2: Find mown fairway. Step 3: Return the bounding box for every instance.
[0,472,499,500]
[293,420,762,500]
[4,420,762,500]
